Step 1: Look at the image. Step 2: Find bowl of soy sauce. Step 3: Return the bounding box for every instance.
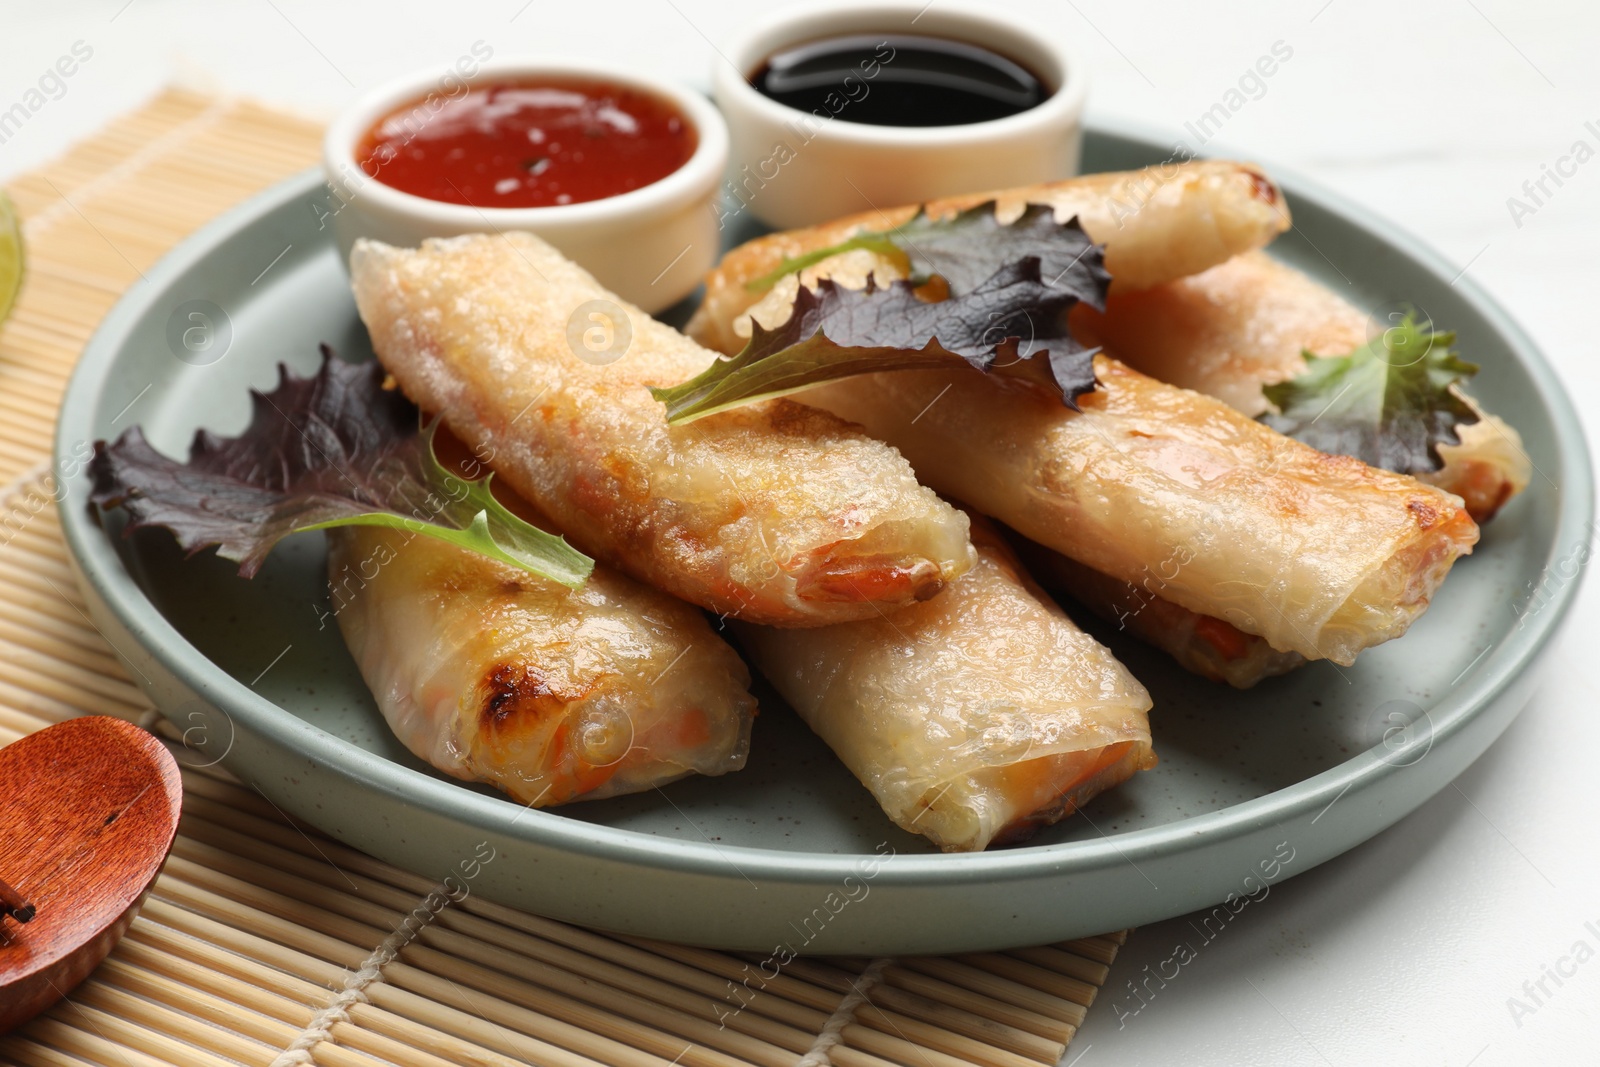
[712,0,1087,229]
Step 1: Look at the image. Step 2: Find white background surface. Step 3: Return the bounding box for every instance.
[5,2,1598,1063]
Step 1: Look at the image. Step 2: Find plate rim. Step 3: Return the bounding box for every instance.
[53,121,1594,885]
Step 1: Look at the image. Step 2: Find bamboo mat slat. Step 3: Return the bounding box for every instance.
[0,89,1124,1066]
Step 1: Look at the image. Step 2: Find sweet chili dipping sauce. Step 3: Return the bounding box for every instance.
[358,79,697,208]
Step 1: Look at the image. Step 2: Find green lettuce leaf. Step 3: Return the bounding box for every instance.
[90,347,593,586]
[1259,314,1480,473]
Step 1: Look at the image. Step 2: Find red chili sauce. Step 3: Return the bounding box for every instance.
[358,80,697,208]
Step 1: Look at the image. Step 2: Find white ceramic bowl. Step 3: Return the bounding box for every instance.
[712,1,1089,230]
[322,57,729,314]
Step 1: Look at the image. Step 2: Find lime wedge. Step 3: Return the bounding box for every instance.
[0,191,21,329]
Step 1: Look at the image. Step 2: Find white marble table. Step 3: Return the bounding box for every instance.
[5,2,1596,1063]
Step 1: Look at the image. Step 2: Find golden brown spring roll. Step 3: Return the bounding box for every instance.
[734,520,1154,852]
[1075,250,1531,521]
[795,360,1477,665]
[1010,537,1304,689]
[688,161,1289,355]
[350,233,974,628]
[332,528,756,806]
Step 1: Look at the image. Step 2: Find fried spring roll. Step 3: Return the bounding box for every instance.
[350,233,973,628]
[687,161,1289,355]
[734,520,1154,852]
[331,528,756,807]
[1075,251,1531,521]
[793,360,1477,665]
[1011,538,1304,689]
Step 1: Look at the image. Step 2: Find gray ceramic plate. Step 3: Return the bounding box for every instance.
[55,126,1591,955]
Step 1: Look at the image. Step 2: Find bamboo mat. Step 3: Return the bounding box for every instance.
[0,89,1123,1066]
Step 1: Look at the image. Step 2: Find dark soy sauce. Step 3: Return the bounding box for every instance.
[752,33,1049,127]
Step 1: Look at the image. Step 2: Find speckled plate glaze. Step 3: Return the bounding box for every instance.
[55,125,1591,954]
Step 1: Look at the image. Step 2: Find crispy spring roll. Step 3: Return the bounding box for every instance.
[792,360,1477,665]
[1010,537,1304,689]
[331,528,756,807]
[687,161,1289,355]
[350,233,973,628]
[734,520,1154,852]
[1073,250,1532,522]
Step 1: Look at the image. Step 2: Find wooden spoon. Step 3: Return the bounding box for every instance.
[0,716,182,1032]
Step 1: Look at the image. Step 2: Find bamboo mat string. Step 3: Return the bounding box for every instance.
[0,89,1127,1067]
[795,958,892,1067]
[19,96,235,240]
[268,882,457,1067]
[0,456,52,514]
